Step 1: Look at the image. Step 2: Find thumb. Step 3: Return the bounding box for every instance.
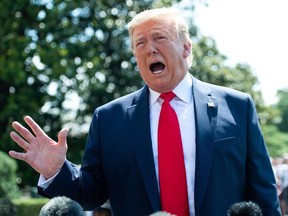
[58,128,69,146]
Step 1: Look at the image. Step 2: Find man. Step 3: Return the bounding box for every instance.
[8,7,281,216]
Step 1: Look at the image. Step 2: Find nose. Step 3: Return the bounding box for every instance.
[146,41,158,55]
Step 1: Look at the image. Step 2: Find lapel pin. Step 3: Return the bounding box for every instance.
[208,101,215,108]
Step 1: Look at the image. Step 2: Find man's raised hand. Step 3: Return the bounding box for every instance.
[9,116,69,179]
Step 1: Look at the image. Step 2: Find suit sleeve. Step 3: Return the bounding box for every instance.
[245,95,281,215]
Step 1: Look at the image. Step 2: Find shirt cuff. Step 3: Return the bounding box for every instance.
[37,170,61,189]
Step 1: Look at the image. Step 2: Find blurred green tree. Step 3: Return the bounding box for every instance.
[275,89,288,132]
[260,89,288,157]
[0,0,53,187]
[0,151,19,199]
[262,125,288,157]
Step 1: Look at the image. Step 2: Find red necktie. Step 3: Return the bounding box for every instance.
[158,92,190,216]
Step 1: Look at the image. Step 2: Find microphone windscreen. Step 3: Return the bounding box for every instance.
[227,201,262,216]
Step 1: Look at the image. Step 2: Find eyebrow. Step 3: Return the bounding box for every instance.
[135,36,145,44]
[153,31,170,39]
[151,28,170,35]
[134,30,170,41]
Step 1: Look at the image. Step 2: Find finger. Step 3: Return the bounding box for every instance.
[12,121,35,143]
[10,131,30,151]
[58,128,69,146]
[24,116,46,137]
[9,150,27,162]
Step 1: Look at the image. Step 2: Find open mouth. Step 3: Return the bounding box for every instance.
[149,62,165,74]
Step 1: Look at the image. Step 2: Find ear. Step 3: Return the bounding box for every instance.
[183,40,192,58]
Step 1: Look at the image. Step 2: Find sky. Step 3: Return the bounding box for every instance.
[192,0,288,105]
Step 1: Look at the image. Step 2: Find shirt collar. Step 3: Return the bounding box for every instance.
[149,73,193,105]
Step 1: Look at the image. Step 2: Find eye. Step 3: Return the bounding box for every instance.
[135,40,145,48]
[136,42,144,47]
[156,35,167,41]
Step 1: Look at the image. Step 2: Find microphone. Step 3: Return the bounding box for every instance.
[227,201,262,216]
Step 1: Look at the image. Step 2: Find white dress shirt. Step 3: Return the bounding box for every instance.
[149,73,196,216]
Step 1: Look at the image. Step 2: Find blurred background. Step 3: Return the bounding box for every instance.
[1,0,288,215]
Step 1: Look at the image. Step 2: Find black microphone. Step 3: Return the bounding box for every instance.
[227,201,263,216]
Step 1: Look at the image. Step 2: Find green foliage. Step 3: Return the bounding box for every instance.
[0,198,17,216]
[275,89,288,132]
[0,151,19,199]
[262,125,288,157]
[12,197,49,216]
[0,0,57,187]
[258,89,288,157]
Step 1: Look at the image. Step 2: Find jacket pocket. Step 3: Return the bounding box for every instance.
[214,136,241,149]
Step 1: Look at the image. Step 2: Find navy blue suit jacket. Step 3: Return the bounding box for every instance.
[39,77,281,216]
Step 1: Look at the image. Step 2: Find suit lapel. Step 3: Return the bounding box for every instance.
[192,78,218,215]
[127,86,161,211]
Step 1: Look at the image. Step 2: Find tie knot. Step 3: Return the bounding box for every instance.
[160,92,176,102]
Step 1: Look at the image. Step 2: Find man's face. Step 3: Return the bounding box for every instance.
[132,17,191,93]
